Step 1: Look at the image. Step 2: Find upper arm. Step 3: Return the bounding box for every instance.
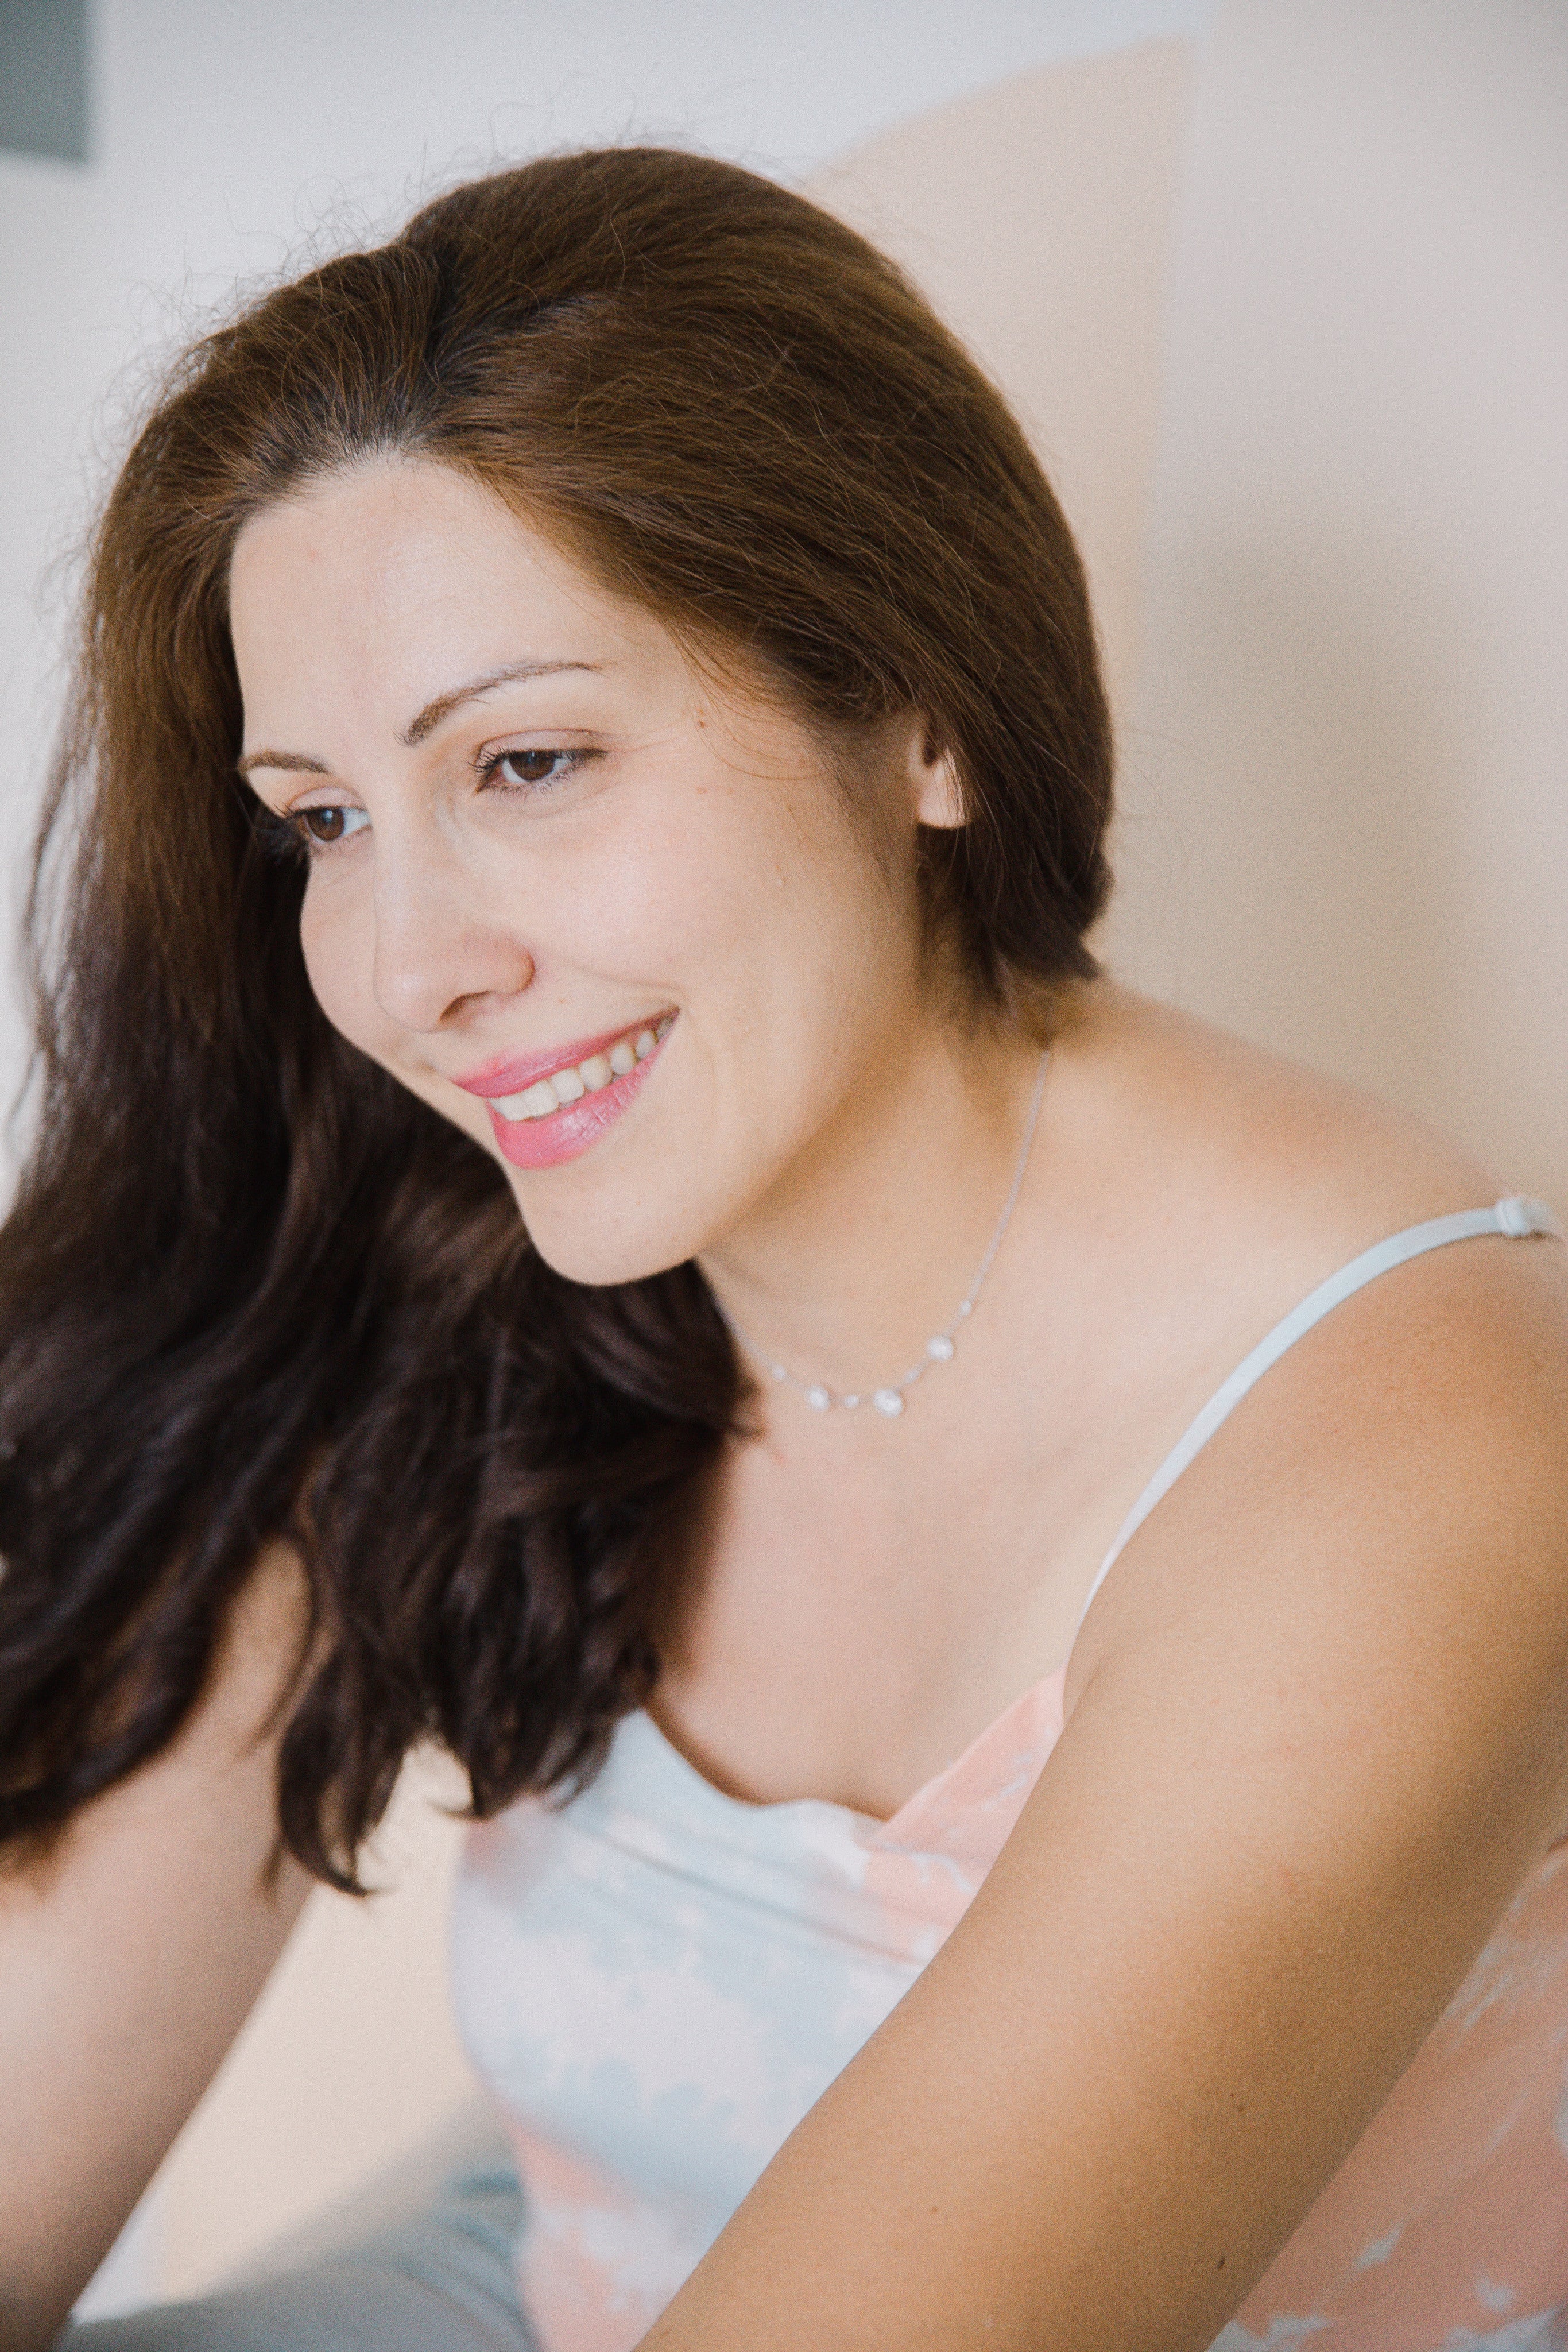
[644,1235,1568,2351]
[0,1541,315,2348]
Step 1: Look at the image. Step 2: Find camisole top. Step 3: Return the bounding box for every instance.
[452,1197,1568,2352]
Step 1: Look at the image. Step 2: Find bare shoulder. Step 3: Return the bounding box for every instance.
[1053,981,1513,1267]
[1053,984,1568,1739]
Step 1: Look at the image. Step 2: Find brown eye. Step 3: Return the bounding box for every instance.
[295,804,369,845]
[489,749,582,791]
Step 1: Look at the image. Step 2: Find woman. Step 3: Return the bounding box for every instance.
[2,146,1566,2352]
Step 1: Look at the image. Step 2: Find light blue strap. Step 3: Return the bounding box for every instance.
[1075,1196,1562,1633]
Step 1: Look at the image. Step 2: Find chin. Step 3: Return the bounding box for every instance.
[501,1173,711,1293]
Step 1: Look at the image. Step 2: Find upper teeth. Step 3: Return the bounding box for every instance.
[491,1018,672,1122]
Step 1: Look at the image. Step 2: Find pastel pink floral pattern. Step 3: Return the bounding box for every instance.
[453,1679,1568,2352]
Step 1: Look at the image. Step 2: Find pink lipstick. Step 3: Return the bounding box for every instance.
[452,1013,675,1171]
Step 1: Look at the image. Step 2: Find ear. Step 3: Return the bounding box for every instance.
[907,719,966,831]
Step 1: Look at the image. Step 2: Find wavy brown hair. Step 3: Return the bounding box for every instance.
[0,148,1112,1888]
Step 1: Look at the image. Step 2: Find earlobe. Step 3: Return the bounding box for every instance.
[912,739,966,831]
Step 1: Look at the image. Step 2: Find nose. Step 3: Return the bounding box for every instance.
[369,829,535,1034]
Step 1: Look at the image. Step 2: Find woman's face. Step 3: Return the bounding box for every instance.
[229,458,959,1286]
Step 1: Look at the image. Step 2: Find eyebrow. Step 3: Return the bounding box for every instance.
[400,659,600,746]
[235,659,601,777]
[235,748,329,780]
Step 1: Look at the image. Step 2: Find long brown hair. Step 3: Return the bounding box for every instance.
[0,148,1112,1887]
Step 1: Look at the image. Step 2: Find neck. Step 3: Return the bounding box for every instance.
[699,1012,1053,1406]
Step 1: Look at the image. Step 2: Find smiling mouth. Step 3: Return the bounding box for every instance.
[486,1015,675,1123]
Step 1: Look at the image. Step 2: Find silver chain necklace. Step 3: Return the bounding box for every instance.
[721,1047,1051,1420]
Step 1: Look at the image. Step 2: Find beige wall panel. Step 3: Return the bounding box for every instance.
[815,38,1196,721]
[1106,0,1568,1202]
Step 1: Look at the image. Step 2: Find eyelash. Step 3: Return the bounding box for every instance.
[253,747,592,866]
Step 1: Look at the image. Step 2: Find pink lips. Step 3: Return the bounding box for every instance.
[451,1018,673,1172]
[452,1022,659,1102]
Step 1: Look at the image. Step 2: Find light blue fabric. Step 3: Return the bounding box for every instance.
[58,2142,535,2351]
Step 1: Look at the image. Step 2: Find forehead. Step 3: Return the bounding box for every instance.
[227,458,675,709]
[226,457,828,784]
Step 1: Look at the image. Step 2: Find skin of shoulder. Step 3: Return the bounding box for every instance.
[639,993,1568,2350]
[1052,982,1504,1299]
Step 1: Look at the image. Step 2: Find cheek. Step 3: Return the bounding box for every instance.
[297,881,386,1054]
[546,800,753,1004]
[587,773,857,1002]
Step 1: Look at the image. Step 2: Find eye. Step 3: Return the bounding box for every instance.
[478,747,588,793]
[294,803,370,846]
